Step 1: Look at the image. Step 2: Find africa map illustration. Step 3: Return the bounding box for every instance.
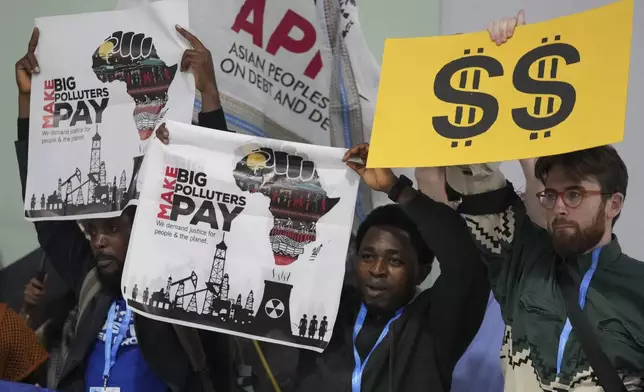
[233,147,340,266]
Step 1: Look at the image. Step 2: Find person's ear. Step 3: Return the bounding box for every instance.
[605,193,624,221]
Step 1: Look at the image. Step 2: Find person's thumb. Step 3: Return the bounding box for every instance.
[517,10,526,26]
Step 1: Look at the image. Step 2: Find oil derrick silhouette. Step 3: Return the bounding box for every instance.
[221,274,230,301]
[75,186,84,205]
[36,124,129,216]
[251,278,293,340]
[59,169,81,207]
[90,128,110,203]
[89,129,101,203]
[245,291,254,311]
[202,235,228,315]
[169,271,198,309]
[164,277,172,302]
[119,171,127,190]
[117,170,127,209]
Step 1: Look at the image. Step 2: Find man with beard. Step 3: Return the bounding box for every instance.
[422,10,643,391]
[15,27,236,392]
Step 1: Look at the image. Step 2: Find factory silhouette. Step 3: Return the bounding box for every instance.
[127,234,329,349]
[27,125,134,218]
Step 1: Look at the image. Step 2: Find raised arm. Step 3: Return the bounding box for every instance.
[176,25,232,133]
[436,12,552,312]
[15,28,93,298]
[445,159,551,304]
[398,184,490,384]
[344,144,490,384]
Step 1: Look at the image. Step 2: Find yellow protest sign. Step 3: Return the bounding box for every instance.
[368,0,633,168]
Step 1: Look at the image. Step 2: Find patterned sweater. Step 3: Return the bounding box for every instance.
[444,164,644,392]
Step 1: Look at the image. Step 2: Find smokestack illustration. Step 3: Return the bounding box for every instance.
[251,280,293,339]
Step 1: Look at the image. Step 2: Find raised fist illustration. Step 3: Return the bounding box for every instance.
[233,147,340,266]
[92,31,178,140]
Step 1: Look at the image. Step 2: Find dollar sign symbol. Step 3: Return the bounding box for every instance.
[432,48,504,148]
[512,35,581,140]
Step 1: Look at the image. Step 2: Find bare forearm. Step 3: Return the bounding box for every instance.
[18,93,29,119]
[200,90,221,113]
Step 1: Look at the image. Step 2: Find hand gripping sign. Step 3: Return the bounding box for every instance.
[368,0,633,168]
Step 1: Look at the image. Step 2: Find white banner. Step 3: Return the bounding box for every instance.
[122,120,359,351]
[116,0,379,224]
[25,1,195,221]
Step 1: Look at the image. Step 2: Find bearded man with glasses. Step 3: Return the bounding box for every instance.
[429,11,644,390]
[442,141,644,391]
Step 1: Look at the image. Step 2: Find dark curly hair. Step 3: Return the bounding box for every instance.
[355,204,434,266]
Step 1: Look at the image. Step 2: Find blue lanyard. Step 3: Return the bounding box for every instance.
[103,301,133,387]
[556,247,602,374]
[351,304,404,392]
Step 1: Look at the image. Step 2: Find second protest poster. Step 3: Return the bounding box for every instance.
[122,121,359,352]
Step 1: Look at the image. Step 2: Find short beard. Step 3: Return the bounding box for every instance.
[549,207,606,259]
[96,265,124,297]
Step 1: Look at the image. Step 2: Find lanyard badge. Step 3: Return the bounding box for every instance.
[351,303,404,392]
[92,301,132,391]
[556,247,602,374]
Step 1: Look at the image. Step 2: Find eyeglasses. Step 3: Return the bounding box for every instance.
[536,188,611,210]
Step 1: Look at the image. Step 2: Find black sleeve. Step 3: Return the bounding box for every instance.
[200,330,237,392]
[15,118,94,298]
[399,190,490,386]
[197,108,231,132]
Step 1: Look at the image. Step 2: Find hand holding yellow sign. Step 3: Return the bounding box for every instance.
[368,0,633,168]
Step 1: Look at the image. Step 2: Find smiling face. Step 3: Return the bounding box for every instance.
[356,225,423,313]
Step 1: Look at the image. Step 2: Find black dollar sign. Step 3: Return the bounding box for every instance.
[512,36,580,139]
[432,50,504,147]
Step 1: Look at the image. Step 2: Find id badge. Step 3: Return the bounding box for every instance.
[89,388,120,392]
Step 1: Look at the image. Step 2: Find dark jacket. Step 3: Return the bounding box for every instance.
[15,111,237,392]
[295,190,490,392]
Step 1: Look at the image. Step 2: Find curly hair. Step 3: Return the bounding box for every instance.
[355,204,434,266]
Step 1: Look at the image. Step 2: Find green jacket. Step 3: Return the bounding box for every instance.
[446,164,644,391]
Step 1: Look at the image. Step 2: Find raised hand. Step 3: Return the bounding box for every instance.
[16,28,40,95]
[176,25,221,112]
[343,143,397,193]
[24,276,45,307]
[487,10,526,45]
[156,123,170,144]
[176,26,218,92]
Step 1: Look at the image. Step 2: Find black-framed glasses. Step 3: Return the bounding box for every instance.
[536,189,611,210]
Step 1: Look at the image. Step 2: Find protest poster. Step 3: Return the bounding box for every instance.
[368,0,633,168]
[122,120,359,351]
[24,1,195,221]
[116,0,380,222]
